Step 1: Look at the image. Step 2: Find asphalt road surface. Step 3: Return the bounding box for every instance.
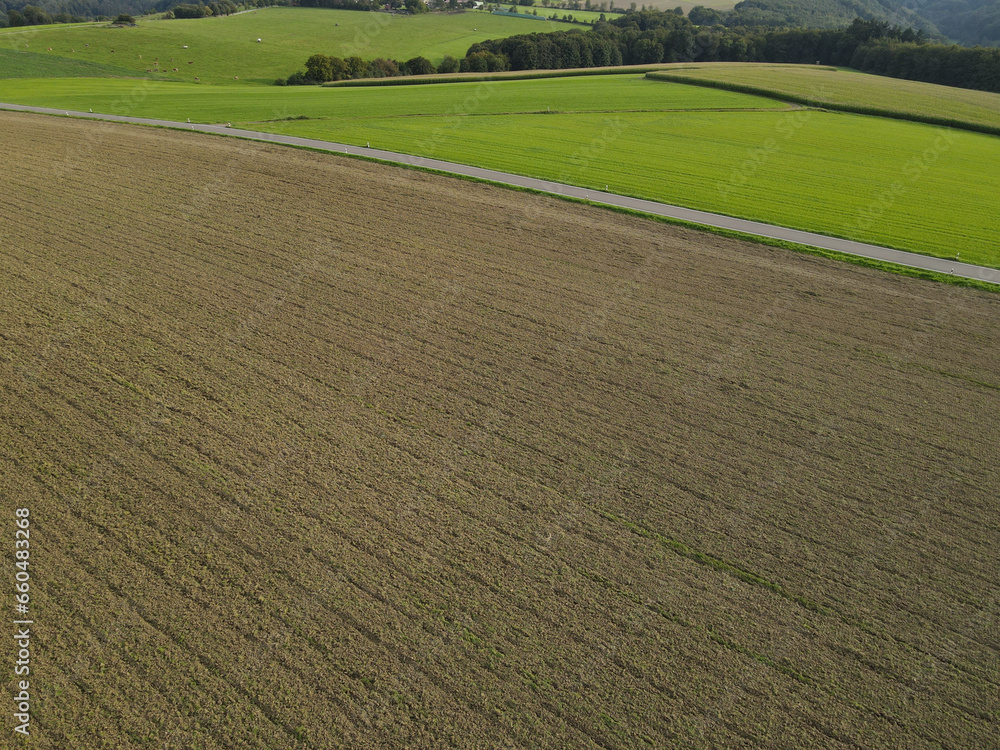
[3,102,996,286]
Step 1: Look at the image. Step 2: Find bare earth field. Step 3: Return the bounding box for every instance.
[1,112,998,749]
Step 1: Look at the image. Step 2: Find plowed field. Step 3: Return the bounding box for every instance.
[1,111,998,749]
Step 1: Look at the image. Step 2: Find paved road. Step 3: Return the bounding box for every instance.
[3,101,997,286]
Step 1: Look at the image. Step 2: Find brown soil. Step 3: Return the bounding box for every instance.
[1,110,998,749]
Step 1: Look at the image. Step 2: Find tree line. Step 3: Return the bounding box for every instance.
[296,0,376,10]
[296,0,447,10]
[459,14,1000,93]
[167,1,246,17]
[279,52,457,84]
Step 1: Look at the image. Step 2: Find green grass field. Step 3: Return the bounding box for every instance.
[651,63,1000,132]
[0,8,576,85]
[0,73,783,120]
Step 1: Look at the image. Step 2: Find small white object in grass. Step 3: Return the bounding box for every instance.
[183,45,188,49]
[257,38,262,42]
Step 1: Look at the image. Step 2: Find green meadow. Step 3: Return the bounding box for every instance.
[0,73,782,120]
[0,7,572,85]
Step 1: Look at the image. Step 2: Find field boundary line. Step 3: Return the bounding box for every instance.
[2,102,998,288]
[321,64,677,87]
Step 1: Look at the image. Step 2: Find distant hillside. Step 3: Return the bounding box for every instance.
[701,0,1000,45]
[908,0,1000,45]
[722,0,942,34]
